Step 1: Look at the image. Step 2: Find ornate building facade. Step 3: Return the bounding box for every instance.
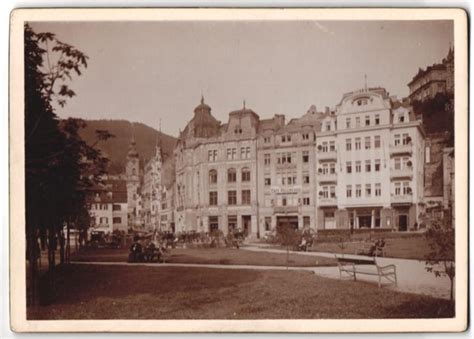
[174,88,425,237]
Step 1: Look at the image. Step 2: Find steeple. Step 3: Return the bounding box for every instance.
[127,122,139,158]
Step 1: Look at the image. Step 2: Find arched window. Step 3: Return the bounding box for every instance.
[241,167,251,182]
[227,168,237,183]
[209,169,218,184]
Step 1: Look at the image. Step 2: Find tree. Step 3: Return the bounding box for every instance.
[424,215,455,301]
[276,222,300,270]
[25,24,112,306]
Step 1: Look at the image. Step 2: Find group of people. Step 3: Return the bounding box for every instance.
[128,236,167,263]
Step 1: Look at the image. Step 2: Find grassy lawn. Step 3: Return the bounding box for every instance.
[311,236,431,260]
[71,247,336,267]
[27,264,454,319]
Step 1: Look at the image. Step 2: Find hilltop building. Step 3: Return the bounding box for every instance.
[408,47,454,102]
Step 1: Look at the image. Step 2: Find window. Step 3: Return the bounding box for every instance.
[375,159,381,172]
[329,141,336,152]
[302,151,309,163]
[303,216,310,227]
[394,158,401,170]
[346,138,352,151]
[365,160,371,172]
[330,186,336,198]
[264,177,271,186]
[355,117,361,128]
[403,182,411,195]
[326,122,331,131]
[375,183,381,196]
[277,152,292,164]
[264,153,271,165]
[365,115,370,126]
[329,163,336,174]
[398,113,405,123]
[241,167,251,182]
[346,118,351,128]
[228,191,237,205]
[241,190,251,205]
[355,138,361,150]
[394,134,401,146]
[321,187,329,198]
[302,133,310,140]
[209,191,218,206]
[209,169,218,184]
[113,204,121,211]
[346,185,352,198]
[282,197,287,206]
[365,184,371,197]
[207,150,217,162]
[320,142,328,152]
[402,133,411,145]
[365,136,371,149]
[374,135,381,148]
[265,217,271,231]
[264,136,271,143]
[303,175,310,184]
[303,197,310,205]
[113,217,121,224]
[100,217,108,224]
[375,114,380,125]
[346,162,352,173]
[227,168,236,183]
[282,135,292,143]
[356,185,362,197]
[355,161,361,173]
[227,148,237,160]
[395,182,401,195]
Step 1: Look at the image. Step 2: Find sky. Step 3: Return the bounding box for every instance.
[30,20,453,137]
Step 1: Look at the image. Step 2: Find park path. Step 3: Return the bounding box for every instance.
[72,244,452,300]
[240,244,452,300]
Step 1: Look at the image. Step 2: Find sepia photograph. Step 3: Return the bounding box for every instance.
[8,8,468,333]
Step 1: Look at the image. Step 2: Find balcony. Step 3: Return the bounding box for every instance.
[390,143,412,156]
[390,167,413,180]
[317,150,337,161]
[318,173,338,183]
[318,197,337,207]
[391,194,413,205]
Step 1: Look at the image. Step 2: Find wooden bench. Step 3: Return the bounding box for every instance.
[335,255,397,288]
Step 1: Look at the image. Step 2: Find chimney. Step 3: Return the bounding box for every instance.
[325,106,330,115]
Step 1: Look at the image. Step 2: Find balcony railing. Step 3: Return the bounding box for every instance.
[389,143,412,156]
[390,167,413,180]
[318,197,337,206]
[317,150,337,161]
[391,194,413,204]
[318,173,338,182]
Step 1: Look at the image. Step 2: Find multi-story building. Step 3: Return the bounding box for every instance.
[408,47,454,102]
[174,88,425,236]
[159,182,175,231]
[141,143,163,231]
[87,180,128,233]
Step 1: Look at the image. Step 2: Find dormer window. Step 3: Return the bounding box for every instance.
[264,136,271,143]
[282,135,292,143]
[234,128,243,134]
[325,122,331,131]
[302,133,310,140]
[398,114,405,123]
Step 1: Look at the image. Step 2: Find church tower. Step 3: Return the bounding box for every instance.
[126,125,140,227]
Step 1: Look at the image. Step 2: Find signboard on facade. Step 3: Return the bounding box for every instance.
[270,186,301,194]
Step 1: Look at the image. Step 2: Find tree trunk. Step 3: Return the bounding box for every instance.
[66,220,71,263]
[59,230,65,265]
[27,229,39,306]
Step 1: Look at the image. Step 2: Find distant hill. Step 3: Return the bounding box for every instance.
[78,119,177,185]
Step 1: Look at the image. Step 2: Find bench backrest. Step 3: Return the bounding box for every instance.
[336,256,376,265]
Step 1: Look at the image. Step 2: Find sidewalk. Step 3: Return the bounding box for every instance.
[241,245,452,300]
